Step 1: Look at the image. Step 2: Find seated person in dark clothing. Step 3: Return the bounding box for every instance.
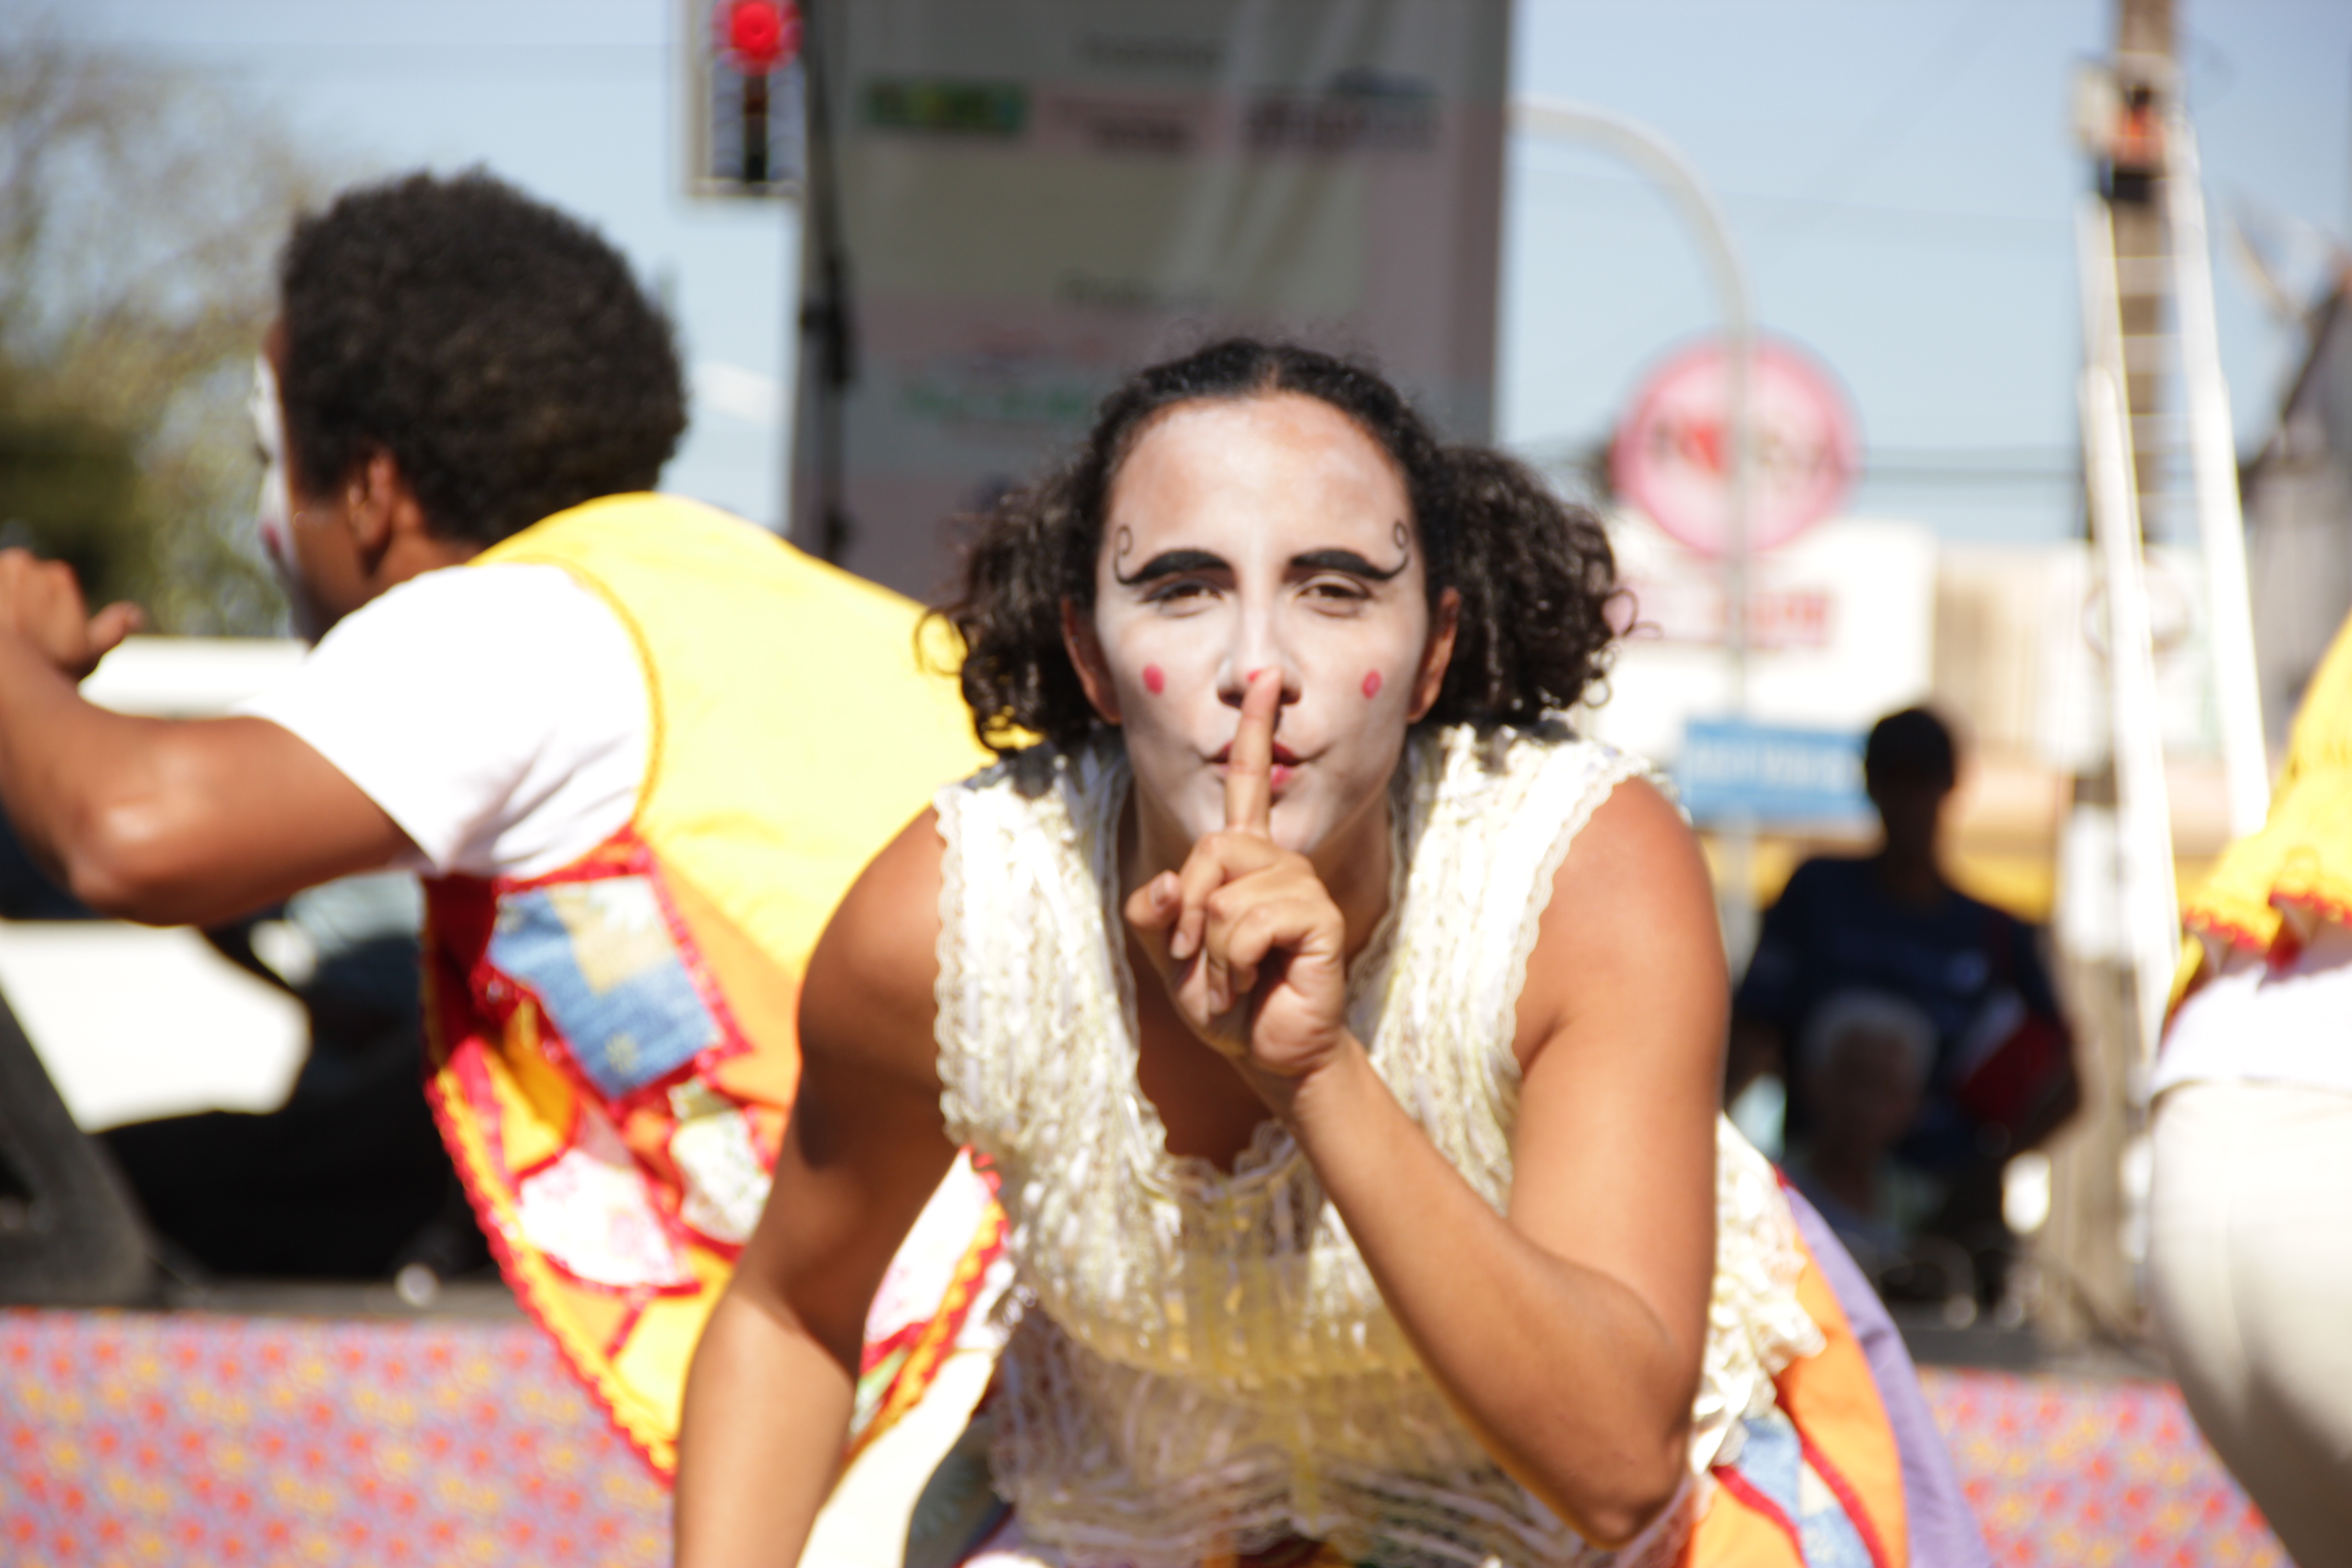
[1780,988,1945,1279]
[1729,706,2079,1303]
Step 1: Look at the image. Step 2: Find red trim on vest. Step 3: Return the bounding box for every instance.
[421,1067,671,1483]
[1797,1424,1894,1568]
[1712,1465,1804,1555]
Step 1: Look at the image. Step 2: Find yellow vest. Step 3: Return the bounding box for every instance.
[419,494,987,1475]
[2177,609,2352,1000]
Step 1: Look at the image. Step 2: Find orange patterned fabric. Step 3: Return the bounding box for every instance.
[1675,1220,1909,1567]
[1752,1234,1908,1567]
[424,834,780,1477]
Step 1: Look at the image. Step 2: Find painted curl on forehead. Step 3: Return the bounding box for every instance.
[932,338,1627,756]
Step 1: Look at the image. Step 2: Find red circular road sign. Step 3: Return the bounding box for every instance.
[1611,338,1859,557]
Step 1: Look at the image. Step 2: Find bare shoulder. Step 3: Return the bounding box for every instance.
[1513,773,1725,1066]
[1546,774,1716,955]
[798,804,949,1091]
[1505,774,1722,1375]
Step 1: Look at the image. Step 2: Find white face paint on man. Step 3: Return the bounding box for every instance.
[1073,392,1456,862]
[248,355,328,642]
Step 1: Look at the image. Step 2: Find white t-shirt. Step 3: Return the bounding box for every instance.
[2155,923,2352,1098]
[239,564,650,881]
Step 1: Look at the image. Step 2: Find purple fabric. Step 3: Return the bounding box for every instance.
[1782,1183,1991,1568]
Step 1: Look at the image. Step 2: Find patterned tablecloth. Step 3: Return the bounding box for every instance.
[0,1309,666,1568]
[1918,1367,2284,1567]
[0,1310,2291,1567]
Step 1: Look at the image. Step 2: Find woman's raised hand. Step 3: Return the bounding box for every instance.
[1125,671,1354,1090]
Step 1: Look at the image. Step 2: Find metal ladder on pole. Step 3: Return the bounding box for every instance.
[2047,79,2268,1344]
[2075,191,2179,1072]
[2072,102,2269,1080]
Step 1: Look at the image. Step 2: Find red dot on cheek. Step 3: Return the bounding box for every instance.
[1143,664,1165,696]
[1362,670,1384,700]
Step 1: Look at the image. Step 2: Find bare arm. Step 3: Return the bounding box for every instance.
[0,551,410,924]
[1134,677,1722,1546]
[674,808,959,1567]
[1290,781,1721,1546]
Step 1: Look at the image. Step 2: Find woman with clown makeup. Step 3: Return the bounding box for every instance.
[676,342,1983,1568]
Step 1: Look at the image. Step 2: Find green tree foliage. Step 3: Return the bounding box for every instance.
[0,16,344,634]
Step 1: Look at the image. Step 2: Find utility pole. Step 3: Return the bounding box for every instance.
[2044,0,2176,1352]
[2044,0,2265,1349]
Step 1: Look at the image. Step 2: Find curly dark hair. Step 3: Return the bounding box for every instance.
[276,170,686,546]
[938,339,1624,754]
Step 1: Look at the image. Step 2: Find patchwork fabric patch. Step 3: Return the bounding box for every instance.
[514,1109,695,1290]
[668,1080,770,1245]
[491,877,723,1100]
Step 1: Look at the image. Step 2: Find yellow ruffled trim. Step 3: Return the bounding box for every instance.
[2178,610,2352,996]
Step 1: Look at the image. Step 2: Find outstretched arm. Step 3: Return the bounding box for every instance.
[1132,676,1723,1547]
[674,807,959,1567]
[0,551,408,924]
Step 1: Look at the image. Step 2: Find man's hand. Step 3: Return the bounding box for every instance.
[1125,670,1352,1088]
[0,546,410,924]
[0,549,145,680]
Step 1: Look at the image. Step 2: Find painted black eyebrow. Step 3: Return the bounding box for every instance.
[1291,548,1406,582]
[1113,548,1227,587]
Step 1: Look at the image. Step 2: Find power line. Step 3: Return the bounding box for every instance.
[1517,436,2081,490]
[1512,162,2066,245]
[1747,0,2027,267]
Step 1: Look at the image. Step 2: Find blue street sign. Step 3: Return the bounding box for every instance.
[1676,719,1870,826]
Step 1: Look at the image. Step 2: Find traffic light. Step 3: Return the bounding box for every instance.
[687,0,805,196]
[721,0,796,74]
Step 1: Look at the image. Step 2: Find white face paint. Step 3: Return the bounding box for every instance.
[1082,393,1447,861]
[250,355,326,642]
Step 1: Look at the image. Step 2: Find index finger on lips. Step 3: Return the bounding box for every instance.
[1224,668,1279,838]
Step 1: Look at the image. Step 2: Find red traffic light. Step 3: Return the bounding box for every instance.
[719,0,799,76]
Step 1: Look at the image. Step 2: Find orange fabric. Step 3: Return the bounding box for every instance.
[1676,1225,1908,1566]
[1766,1237,1908,1568]
[1685,1470,1805,1565]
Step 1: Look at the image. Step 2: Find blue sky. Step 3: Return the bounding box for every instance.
[65,0,2352,546]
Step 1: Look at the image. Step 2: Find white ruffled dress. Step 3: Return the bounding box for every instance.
[933,723,1821,1568]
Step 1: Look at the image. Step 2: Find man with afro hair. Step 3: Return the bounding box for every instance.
[0,170,987,1475]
